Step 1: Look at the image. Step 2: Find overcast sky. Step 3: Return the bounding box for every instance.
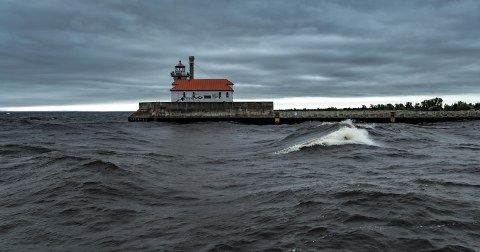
[1,0,479,110]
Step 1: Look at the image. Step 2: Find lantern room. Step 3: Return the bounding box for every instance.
[170,60,189,80]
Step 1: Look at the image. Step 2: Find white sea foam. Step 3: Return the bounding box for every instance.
[322,119,375,129]
[277,121,379,154]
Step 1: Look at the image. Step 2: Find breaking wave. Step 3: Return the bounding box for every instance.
[277,120,379,154]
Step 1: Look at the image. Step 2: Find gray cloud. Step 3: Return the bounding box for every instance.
[1,0,479,107]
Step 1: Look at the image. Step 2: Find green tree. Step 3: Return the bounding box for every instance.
[420,97,443,111]
[452,101,471,111]
[405,102,413,110]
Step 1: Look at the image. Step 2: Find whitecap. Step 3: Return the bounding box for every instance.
[276,121,380,154]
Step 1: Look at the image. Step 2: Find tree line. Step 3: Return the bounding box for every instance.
[321,97,480,111]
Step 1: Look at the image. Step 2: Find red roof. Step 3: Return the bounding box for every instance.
[171,79,234,91]
[176,61,185,67]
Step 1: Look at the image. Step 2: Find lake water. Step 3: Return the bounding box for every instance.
[1,112,479,251]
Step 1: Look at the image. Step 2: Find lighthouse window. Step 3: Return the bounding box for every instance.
[192,92,195,97]
[219,92,222,98]
[183,92,186,97]
[226,92,229,98]
[204,95,211,99]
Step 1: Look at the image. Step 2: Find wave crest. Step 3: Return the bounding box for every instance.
[277,120,379,154]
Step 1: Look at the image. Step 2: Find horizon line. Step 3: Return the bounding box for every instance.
[1,94,479,112]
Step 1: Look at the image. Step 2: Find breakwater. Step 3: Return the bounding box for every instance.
[128,102,480,124]
[128,102,274,123]
[276,109,480,123]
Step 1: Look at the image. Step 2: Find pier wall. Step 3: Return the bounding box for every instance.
[129,102,480,123]
[129,102,274,123]
[275,110,480,123]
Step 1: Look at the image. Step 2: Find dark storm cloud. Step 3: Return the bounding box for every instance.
[1,0,479,107]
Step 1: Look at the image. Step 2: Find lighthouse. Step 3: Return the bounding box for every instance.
[128,55,274,123]
[169,56,234,102]
[170,60,189,80]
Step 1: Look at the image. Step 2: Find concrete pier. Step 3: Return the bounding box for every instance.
[128,102,480,124]
[274,109,480,123]
[128,102,274,123]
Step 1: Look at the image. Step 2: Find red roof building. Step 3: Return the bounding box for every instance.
[171,79,234,91]
[170,56,235,102]
[170,79,234,102]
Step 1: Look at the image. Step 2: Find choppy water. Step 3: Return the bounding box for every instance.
[1,112,480,251]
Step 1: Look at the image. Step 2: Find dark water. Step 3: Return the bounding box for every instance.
[1,112,480,252]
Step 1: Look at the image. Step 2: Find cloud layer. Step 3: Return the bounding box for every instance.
[1,0,479,107]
